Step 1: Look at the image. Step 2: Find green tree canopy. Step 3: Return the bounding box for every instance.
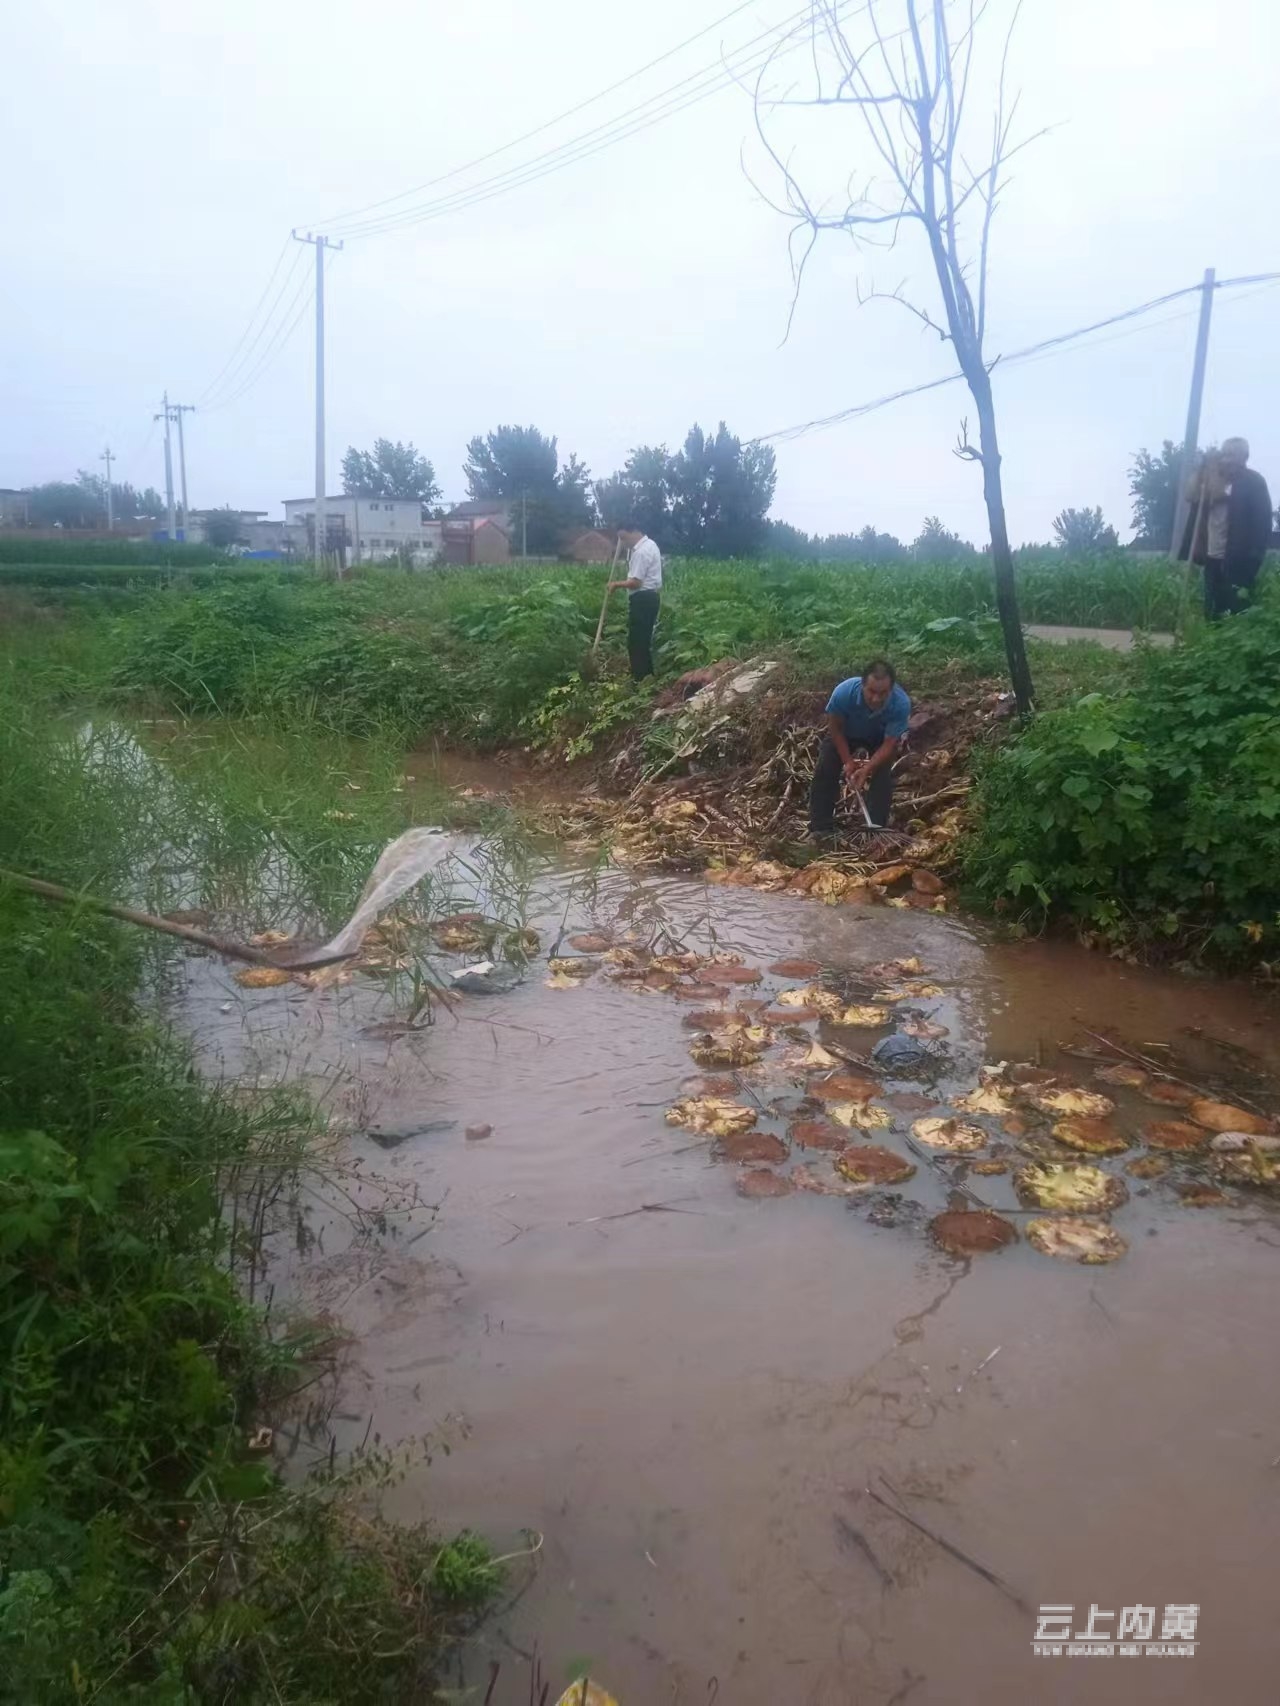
[341,438,441,503]
[763,519,818,557]
[22,472,166,528]
[462,425,594,554]
[596,422,776,557]
[202,507,247,548]
[1128,441,1184,548]
[1052,505,1119,553]
[912,516,976,562]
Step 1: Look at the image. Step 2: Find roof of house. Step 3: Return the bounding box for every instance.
[443,514,510,535]
[446,497,512,518]
[281,493,425,506]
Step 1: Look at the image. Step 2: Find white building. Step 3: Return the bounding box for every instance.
[282,495,442,565]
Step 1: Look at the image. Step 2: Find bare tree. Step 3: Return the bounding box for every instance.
[751,0,1041,711]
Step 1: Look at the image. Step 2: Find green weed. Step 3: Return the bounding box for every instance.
[963,588,1280,967]
[0,661,501,1702]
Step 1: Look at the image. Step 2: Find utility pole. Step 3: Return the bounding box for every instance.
[170,403,196,533]
[100,446,114,531]
[521,490,528,560]
[156,392,177,541]
[1169,266,1216,559]
[292,230,343,569]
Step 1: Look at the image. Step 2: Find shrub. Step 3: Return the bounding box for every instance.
[963,595,1280,964]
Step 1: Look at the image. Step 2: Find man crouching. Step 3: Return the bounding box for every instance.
[808,659,910,836]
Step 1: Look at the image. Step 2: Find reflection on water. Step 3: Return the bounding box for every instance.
[175,853,1280,1706]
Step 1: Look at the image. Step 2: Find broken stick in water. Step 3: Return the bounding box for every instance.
[866,1478,1030,1614]
[833,1513,894,1590]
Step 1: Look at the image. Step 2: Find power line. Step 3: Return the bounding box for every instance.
[753,272,1280,443]
[200,260,317,415]
[329,1,864,239]
[317,0,765,230]
[194,234,293,407]
[199,244,309,411]
[188,6,815,412]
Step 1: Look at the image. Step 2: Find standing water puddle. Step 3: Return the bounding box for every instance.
[175,848,1280,1706]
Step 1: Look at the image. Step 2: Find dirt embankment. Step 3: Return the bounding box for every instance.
[519,661,1018,910]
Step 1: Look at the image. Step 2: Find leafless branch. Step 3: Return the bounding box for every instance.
[856,279,951,341]
[747,0,1042,712]
[953,417,983,462]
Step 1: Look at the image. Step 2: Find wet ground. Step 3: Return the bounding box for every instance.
[177,851,1280,1706]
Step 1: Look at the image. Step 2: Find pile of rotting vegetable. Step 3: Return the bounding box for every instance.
[529,937,1280,1265]
[533,659,1017,904]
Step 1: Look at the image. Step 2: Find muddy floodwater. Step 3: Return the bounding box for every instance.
[177,851,1280,1706]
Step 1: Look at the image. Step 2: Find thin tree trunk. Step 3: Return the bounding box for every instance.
[969,368,1035,714]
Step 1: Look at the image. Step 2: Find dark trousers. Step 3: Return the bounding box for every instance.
[628,589,660,679]
[809,736,894,831]
[1204,558,1258,620]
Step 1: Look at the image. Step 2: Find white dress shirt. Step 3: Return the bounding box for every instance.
[628,535,663,592]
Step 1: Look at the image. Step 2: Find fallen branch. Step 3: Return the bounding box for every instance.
[866,1481,1031,1615]
[834,1513,894,1590]
[1082,1027,1269,1118]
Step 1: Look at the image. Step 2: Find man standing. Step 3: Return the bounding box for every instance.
[1180,437,1273,619]
[809,659,910,835]
[610,524,662,680]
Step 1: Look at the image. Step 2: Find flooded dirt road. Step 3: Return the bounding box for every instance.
[178,858,1280,1706]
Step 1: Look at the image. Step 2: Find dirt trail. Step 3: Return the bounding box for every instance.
[178,847,1280,1706]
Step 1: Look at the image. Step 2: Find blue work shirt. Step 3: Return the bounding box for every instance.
[825,676,911,746]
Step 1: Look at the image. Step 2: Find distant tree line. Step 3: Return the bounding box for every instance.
[20,431,1265,558]
[340,421,778,557]
[11,470,168,529]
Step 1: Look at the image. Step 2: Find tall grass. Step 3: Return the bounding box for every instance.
[0,655,498,1702]
[78,552,1195,752]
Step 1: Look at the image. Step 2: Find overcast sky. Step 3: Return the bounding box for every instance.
[3,0,1277,544]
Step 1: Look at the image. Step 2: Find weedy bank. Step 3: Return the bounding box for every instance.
[11,545,1280,972]
[0,652,509,1704]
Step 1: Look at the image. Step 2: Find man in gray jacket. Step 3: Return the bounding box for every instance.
[1180,438,1273,619]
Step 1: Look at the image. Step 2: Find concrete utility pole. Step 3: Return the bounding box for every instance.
[291,230,343,568]
[1169,266,1216,560]
[170,403,196,532]
[100,446,114,531]
[521,490,528,559]
[156,392,177,541]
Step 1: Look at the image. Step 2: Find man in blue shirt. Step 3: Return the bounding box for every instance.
[809,659,910,834]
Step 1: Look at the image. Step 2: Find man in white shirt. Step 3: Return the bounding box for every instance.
[610,524,663,679]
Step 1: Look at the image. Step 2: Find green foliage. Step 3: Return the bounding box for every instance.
[96,553,1209,754]
[201,506,248,548]
[964,595,1280,965]
[1128,439,1185,547]
[462,423,593,553]
[430,1531,502,1605]
[596,421,776,557]
[0,664,495,1701]
[0,536,224,567]
[12,471,168,531]
[912,515,977,561]
[527,674,651,760]
[341,437,442,503]
[1052,505,1119,553]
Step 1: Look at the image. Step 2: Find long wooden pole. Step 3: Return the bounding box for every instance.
[592,537,624,653]
[0,868,352,971]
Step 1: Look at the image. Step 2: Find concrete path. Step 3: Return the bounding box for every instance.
[1026,622,1175,652]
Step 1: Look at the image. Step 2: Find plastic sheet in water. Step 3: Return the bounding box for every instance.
[312,827,453,969]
